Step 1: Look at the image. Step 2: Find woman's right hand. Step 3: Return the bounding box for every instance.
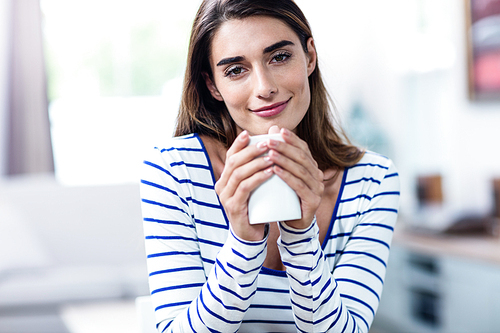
[215,130,274,241]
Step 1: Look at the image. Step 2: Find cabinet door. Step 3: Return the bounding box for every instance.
[441,256,500,333]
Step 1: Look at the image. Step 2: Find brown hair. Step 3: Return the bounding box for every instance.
[175,0,364,171]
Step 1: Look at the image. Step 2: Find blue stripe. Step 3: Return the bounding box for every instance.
[206,283,246,312]
[327,304,343,331]
[142,198,189,216]
[215,259,233,279]
[230,228,267,246]
[384,172,398,179]
[279,237,313,247]
[337,278,380,300]
[155,300,191,311]
[288,273,311,287]
[146,235,223,249]
[291,298,312,312]
[161,320,172,333]
[187,306,196,333]
[141,179,190,206]
[196,296,222,333]
[192,198,221,209]
[279,220,315,235]
[147,250,200,258]
[195,219,228,229]
[242,319,295,325]
[282,246,318,257]
[340,194,372,203]
[336,207,398,220]
[345,177,381,186]
[227,262,262,274]
[232,247,266,261]
[349,236,390,249]
[334,264,384,284]
[341,294,375,315]
[256,287,289,294]
[357,222,394,231]
[143,217,195,228]
[350,310,369,331]
[373,191,400,198]
[352,163,389,170]
[336,191,400,205]
[315,284,336,308]
[144,160,213,189]
[219,284,257,301]
[199,238,225,247]
[282,260,311,271]
[151,282,204,295]
[290,286,313,299]
[329,232,352,240]
[160,147,204,153]
[249,304,292,310]
[170,161,211,170]
[145,235,197,242]
[149,266,204,277]
[333,250,386,267]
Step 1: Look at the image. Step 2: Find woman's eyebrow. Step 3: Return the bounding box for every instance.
[263,40,294,54]
[217,56,245,67]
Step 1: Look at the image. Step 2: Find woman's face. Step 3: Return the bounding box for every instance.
[205,16,317,136]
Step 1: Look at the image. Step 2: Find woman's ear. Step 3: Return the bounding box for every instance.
[306,38,317,76]
[203,72,224,101]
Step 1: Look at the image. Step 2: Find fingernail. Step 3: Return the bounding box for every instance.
[264,167,273,174]
[239,130,248,141]
[268,140,278,147]
[256,141,267,149]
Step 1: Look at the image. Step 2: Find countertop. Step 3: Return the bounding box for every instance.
[392,223,500,265]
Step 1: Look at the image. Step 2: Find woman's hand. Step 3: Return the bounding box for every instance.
[215,130,274,241]
[266,126,324,229]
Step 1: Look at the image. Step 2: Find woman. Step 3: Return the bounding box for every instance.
[140,0,400,332]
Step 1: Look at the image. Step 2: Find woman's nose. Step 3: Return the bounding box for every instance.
[254,67,277,99]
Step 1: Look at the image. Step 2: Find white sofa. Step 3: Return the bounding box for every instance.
[0,175,149,307]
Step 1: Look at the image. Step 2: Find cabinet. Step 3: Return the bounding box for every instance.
[374,243,500,333]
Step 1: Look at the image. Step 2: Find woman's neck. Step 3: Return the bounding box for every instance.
[199,135,227,181]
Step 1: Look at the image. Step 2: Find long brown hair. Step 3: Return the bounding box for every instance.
[175,0,364,171]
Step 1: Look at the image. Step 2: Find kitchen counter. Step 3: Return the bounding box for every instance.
[392,223,500,265]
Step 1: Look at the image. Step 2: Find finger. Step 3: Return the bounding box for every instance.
[219,155,273,199]
[268,129,317,170]
[267,139,322,184]
[269,149,324,194]
[217,131,268,191]
[268,125,280,134]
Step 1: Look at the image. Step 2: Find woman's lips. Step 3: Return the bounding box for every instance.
[251,99,290,118]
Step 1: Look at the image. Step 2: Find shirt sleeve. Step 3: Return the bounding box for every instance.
[141,146,268,332]
[277,159,400,333]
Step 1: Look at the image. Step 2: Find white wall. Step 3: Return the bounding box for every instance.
[297,0,500,219]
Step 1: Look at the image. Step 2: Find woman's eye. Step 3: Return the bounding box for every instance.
[224,66,245,77]
[272,52,291,63]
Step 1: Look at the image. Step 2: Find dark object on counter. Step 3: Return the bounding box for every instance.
[493,178,500,218]
[417,175,443,206]
[444,215,499,236]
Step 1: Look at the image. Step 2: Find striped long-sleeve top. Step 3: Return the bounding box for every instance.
[140,133,400,333]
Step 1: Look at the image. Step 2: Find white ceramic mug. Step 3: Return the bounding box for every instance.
[247,133,302,224]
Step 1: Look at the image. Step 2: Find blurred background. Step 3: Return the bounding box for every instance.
[1,0,499,332]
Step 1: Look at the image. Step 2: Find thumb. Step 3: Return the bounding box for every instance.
[268,125,280,135]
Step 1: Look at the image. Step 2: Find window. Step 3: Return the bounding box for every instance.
[41,0,200,185]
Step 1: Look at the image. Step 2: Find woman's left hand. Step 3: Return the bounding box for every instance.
[266,126,324,229]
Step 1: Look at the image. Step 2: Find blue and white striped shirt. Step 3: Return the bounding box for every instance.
[140,133,400,332]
